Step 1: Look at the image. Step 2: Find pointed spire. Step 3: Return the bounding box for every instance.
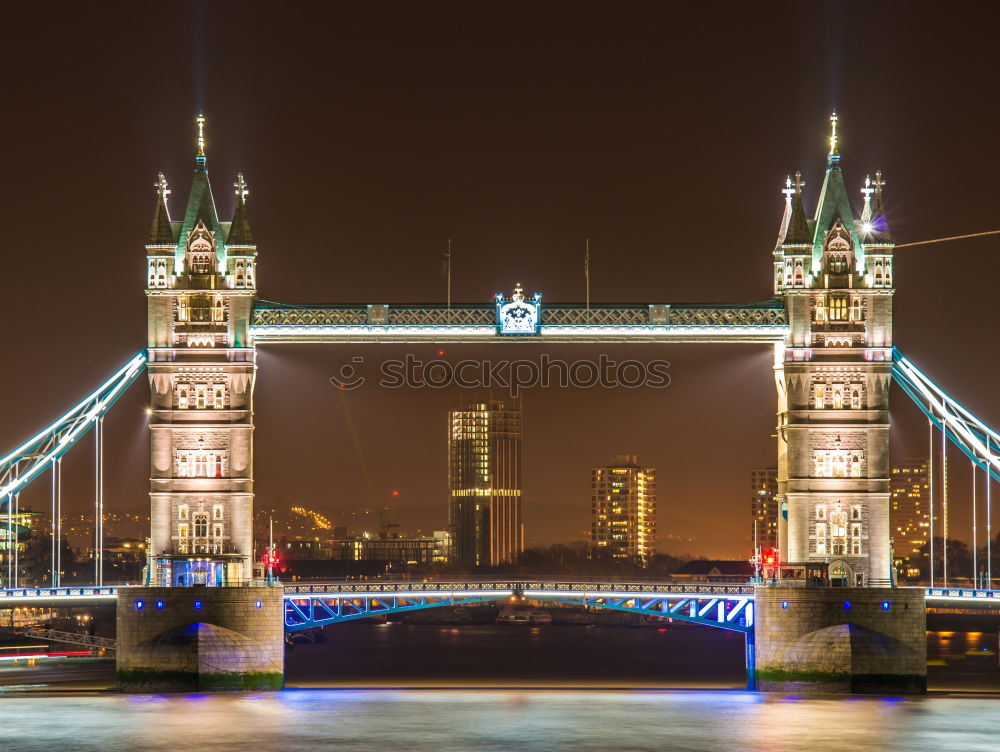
[227,172,254,246]
[827,111,840,167]
[774,176,794,249]
[783,171,811,245]
[196,113,206,167]
[865,169,891,241]
[860,175,874,222]
[147,172,175,246]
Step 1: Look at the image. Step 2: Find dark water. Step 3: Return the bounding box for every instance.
[0,625,998,752]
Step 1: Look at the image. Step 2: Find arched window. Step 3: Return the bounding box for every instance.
[213,505,224,520]
[816,523,827,556]
[816,505,827,520]
[213,299,224,322]
[815,297,826,322]
[831,511,848,555]
[157,261,166,286]
[194,515,208,538]
[851,455,862,477]
[148,263,156,287]
[179,505,189,520]
[246,264,254,287]
[850,523,862,555]
[850,387,862,410]
[196,387,206,410]
[884,264,892,286]
[213,386,224,409]
[794,263,804,285]
[178,455,189,477]
[785,263,792,286]
[814,384,825,409]
[874,263,883,285]
[213,524,223,539]
[178,388,189,410]
[850,297,862,321]
[832,386,844,410]
[215,454,223,477]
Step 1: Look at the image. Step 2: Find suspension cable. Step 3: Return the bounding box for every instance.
[895,230,1000,248]
[929,420,935,587]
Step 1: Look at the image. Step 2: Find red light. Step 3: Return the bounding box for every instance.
[392,490,400,497]
[437,349,445,357]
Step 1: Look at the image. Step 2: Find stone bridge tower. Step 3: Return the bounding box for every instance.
[773,115,895,586]
[144,117,258,585]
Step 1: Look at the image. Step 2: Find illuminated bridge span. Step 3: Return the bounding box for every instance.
[1,582,999,625]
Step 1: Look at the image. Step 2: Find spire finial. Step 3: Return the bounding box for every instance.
[196,114,206,165]
[873,169,885,200]
[155,172,171,204]
[828,112,840,165]
[234,172,248,204]
[793,171,804,194]
[781,176,794,202]
[861,174,874,202]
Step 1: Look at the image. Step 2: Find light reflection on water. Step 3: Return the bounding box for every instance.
[1,690,1000,752]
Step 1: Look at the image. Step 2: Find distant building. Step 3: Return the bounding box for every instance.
[0,508,42,581]
[448,400,522,567]
[890,458,930,579]
[750,467,779,552]
[591,455,656,565]
[284,534,439,564]
[671,559,753,583]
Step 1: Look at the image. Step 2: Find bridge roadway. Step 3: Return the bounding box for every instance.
[1,581,998,632]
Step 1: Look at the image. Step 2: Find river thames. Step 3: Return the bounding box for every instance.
[0,624,998,752]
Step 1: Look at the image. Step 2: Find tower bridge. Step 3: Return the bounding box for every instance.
[2,115,999,692]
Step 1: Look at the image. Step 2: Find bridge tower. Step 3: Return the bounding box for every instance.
[773,115,895,586]
[144,117,258,586]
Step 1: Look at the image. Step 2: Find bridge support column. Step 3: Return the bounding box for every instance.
[744,630,756,691]
[753,586,925,694]
[116,585,284,692]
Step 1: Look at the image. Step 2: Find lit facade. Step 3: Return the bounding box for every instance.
[591,455,656,564]
[774,116,894,586]
[889,458,930,579]
[145,122,258,586]
[448,401,522,567]
[750,467,779,552]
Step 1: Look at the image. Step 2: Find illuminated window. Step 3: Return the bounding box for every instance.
[829,297,848,321]
[851,505,862,521]
[815,297,826,322]
[194,515,208,538]
[816,523,827,556]
[213,386,224,410]
[196,386,206,410]
[178,455,189,477]
[179,523,189,539]
[814,384,825,409]
[213,299,225,322]
[235,262,244,287]
[874,263,883,286]
[850,297,862,321]
[246,264,254,287]
[178,297,189,322]
[832,385,844,410]
[179,505,189,521]
[794,263,804,285]
[785,263,792,286]
[816,505,826,520]
[178,387,189,410]
[213,524,223,539]
[213,505,223,520]
[850,523,862,555]
[148,263,156,287]
[214,454,223,477]
[850,386,862,410]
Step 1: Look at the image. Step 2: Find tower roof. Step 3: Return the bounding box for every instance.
[147,172,175,247]
[175,115,226,264]
[783,172,811,246]
[227,172,254,247]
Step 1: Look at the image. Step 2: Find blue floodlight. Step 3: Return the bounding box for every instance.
[843,601,852,610]
[194,600,203,610]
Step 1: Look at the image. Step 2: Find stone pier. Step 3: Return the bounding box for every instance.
[754,586,926,694]
[116,585,284,692]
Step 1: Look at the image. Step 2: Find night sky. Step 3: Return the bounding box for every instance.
[2,1,999,557]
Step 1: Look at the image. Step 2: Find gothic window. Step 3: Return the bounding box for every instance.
[828,254,849,274]
[213,386,224,410]
[213,299,225,322]
[179,505,189,521]
[817,504,827,520]
[196,386,207,410]
[178,455,189,477]
[850,523,862,555]
[194,453,206,477]
[814,384,825,409]
[815,297,826,322]
[816,523,827,556]
[850,386,862,410]
[831,510,848,556]
[874,263,883,286]
[214,454,223,477]
[832,385,844,410]
[178,388,189,410]
[148,263,156,287]
[850,297,862,321]
[178,297,189,322]
[213,505,224,520]
[851,454,862,478]
[235,262,245,287]
[785,263,792,286]
[815,454,826,477]
[179,523,189,539]
[246,264,254,287]
[829,297,848,321]
[213,524,223,539]
[794,263,804,285]
[194,515,209,538]
[831,452,847,478]
[884,263,892,286]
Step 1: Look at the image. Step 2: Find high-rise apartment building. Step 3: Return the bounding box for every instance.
[591,455,656,564]
[889,458,930,579]
[448,401,522,567]
[750,467,779,553]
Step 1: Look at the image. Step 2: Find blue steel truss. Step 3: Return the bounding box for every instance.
[282,582,755,632]
[892,348,1000,483]
[0,353,147,505]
